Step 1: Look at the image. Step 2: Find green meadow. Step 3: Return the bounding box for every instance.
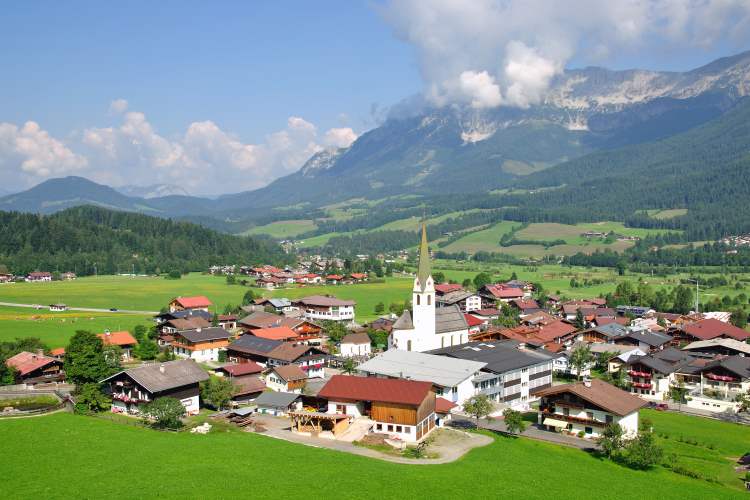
[242,219,318,238]
[0,412,742,499]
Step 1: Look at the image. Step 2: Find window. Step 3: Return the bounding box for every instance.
[396,425,402,433]
[407,340,412,352]
[376,423,382,431]
[427,294,431,305]
[387,425,394,432]
[585,426,593,434]
[586,411,594,420]
[416,295,421,305]
[605,415,613,425]
[563,407,569,416]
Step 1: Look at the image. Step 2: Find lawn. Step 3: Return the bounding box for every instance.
[0,412,737,499]
[0,306,149,349]
[242,219,318,238]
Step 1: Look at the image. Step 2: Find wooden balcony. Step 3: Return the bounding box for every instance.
[541,410,605,427]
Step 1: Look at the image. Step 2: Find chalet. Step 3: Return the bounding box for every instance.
[578,323,628,344]
[26,272,52,282]
[551,349,593,378]
[154,308,211,326]
[5,351,64,384]
[232,376,266,403]
[682,338,750,357]
[349,273,368,282]
[674,318,750,344]
[537,379,646,438]
[266,364,308,394]
[292,295,356,323]
[0,273,14,283]
[169,296,212,313]
[436,290,482,312]
[623,347,706,400]
[255,277,285,289]
[238,311,322,343]
[49,304,67,312]
[468,308,500,325]
[479,284,525,306]
[357,349,486,407]
[217,314,238,330]
[98,330,138,360]
[102,359,209,415]
[253,297,295,314]
[213,361,263,379]
[248,326,299,342]
[158,316,211,342]
[429,339,553,410]
[616,305,654,318]
[339,332,372,358]
[255,391,302,416]
[464,314,484,335]
[227,336,326,377]
[604,346,648,372]
[690,356,750,411]
[171,327,231,362]
[250,265,282,278]
[227,336,284,366]
[613,330,671,352]
[504,280,534,293]
[493,320,579,349]
[325,274,344,285]
[510,298,540,315]
[434,283,463,296]
[318,375,437,443]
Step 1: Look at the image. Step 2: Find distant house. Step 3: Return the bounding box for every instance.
[171,327,231,362]
[101,359,209,416]
[255,391,302,416]
[227,335,326,377]
[266,364,308,394]
[537,379,646,438]
[168,295,212,313]
[218,314,238,330]
[48,304,67,312]
[5,351,64,384]
[292,295,356,323]
[349,273,368,282]
[98,331,138,360]
[510,299,540,315]
[479,284,525,306]
[239,311,322,343]
[434,283,464,296]
[613,330,671,352]
[339,332,371,357]
[437,290,482,312]
[60,272,77,281]
[682,338,750,357]
[255,277,285,289]
[49,347,66,359]
[253,298,296,314]
[325,274,344,285]
[318,375,437,443]
[26,272,52,282]
[0,273,14,284]
[463,314,484,335]
[551,349,593,378]
[213,362,265,403]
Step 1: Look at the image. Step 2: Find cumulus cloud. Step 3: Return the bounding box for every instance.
[323,127,358,148]
[380,0,750,109]
[0,121,87,186]
[109,98,128,114]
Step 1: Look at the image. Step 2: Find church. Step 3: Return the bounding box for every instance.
[388,225,470,352]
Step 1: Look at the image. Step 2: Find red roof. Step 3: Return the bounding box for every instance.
[6,351,58,376]
[350,273,367,279]
[98,331,138,347]
[535,320,579,343]
[472,308,500,317]
[545,342,566,353]
[512,298,539,310]
[435,283,463,294]
[219,362,263,376]
[464,314,484,327]
[249,326,299,341]
[435,397,458,413]
[682,318,750,341]
[326,274,344,280]
[318,375,433,406]
[485,284,524,299]
[50,347,66,356]
[172,296,213,308]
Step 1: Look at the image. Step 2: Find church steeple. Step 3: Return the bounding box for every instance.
[416,223,431,292]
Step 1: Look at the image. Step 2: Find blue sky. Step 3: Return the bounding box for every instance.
[0,1,748,194]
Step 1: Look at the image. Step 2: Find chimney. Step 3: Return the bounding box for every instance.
[36,349,44,356]
[159,364,166,374]
[583,377,592,388]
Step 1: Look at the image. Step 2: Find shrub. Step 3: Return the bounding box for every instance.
[141,397,185,429]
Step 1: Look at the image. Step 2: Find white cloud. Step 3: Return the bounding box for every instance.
[109,98,128,114]
[323,127,358,148]
[0,121,87,184]
[380,0,750,109]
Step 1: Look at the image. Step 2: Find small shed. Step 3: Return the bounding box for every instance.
[254,391,301,416]
[289,411,349,436]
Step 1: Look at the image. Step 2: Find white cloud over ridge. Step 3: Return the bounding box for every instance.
[0,100,359,195]
[381,0,750,109]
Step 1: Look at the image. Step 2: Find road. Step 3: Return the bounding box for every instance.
[0,301,158,316]
[452,415,597,450]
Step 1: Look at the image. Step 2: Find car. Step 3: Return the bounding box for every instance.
[655,403,669,411]
[109,308,119,312]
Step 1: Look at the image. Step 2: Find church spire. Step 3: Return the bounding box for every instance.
[417,222,431,291]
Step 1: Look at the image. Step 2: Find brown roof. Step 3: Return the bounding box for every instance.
[234,376,266,396]
[318,375,433,406]
[272,364,308,382]
[341,332,370,345]
[218,362,263,377]
[535,378,647,416]
[682,318,750,341]
[168,317,211,330]
[268,344,325,363]
[239,311,304,329]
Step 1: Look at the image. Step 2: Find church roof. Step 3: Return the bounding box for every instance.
[435,305,469,334]
[393,310,414,330]
[416,223,431,292]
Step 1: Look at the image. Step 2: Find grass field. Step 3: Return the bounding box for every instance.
[242,219,318,238]
[645,209,689,220]
[442,221,522,253]
[0,412,739,499]
[0,306,149,349]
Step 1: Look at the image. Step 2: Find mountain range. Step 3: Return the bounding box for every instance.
[2,50,750,238]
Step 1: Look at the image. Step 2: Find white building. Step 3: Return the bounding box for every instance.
[357,349,486,408]
[339,332,372,357]
[537,379,646,439]
[292,295,356,323]
[389,225,469,352]
[265,364,308,394]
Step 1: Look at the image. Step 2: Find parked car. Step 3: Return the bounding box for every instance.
[655,403,669,411]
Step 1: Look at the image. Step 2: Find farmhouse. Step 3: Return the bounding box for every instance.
[26,271,52,282]
[292,295,356,323]
[436,290,482,312]
[318,375,437,443]
[682,337,750,357]
[248,326,299,342]
[171,327,231,362]
[339,332,371,357]
[214,362,265,403]
[169,295,212,313]
[537,379,646,438]
[479,284,525,306]
[102,359,209,415]
[5,351,64,384]
[674,318,750,343]
[239,311,322,343]
[217,314,238,330]
[266,364,308,394]
[98,330,138,360]
[357,349,486,407]
[253,297,296,314]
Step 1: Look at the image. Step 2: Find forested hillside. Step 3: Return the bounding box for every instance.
[0,206,293,275]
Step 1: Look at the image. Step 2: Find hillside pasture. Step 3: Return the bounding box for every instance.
[242,219,317,238]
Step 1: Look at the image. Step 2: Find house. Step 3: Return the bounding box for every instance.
[468,308,500,325]
[255,391,302,416]
[61,272,77,280]
[434,283,463,296]
[48,303,67,312]
[622,347,705,400]
[493,320,579,349]
[26,271,52,282]
[682,338,750,357]
[325,274,344,285]
[464,314,484,335]
[579,323,628,344]
[255,277,285,289]
[357,349,486,407]
[253,298,296,314]
[50,347,66,359]
[339,332,371,357]
[436,290,482,312]
[227,336,284,366]
[169,295,212,313]
[239,311,323,343]
[369,316,396,333]
[213,361,263,379]
[479,284,525,306]
[613,330,672,352]
[217,314,238,330]
[292,295,356,323]
[248,326,299,342]
[171,327,231,362]
[266,364,308,394]
[510,299,541,315]
[101,359,209,415]
[428,339,553,410]
[602,346,648,372]
[226,336,326,377]
[0,273,14,283]
[318,375,437,443]
[551,349,593,378]
[213,362,266,403]
[673,318,750,344]
[5,351,64,384]
[689,356,750,412]
[154,308,211,326]
[98,330,138,360]
[537,379,647,438]
[349,273,368,282]
[435,397,457,427]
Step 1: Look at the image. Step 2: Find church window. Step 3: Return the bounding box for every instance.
[416,295,420,305]
[451,336,454,346]
[407,340,412,351]
[441,337,444,348]
[427,294,431,305]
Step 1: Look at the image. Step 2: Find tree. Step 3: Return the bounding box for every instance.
[672,285,694,314]
[432,271,446,284]
[730,309,748,328]
[367,328,388,349]
[242,289,257,306]
[462,278,472,288]
[502,408,527,435]
[211,313,219,327]
[463,394,493,426]
[341,358,357,375]
[574,308,586,329]
[473,272,493,290]
[226,274,236,285]
[141,397,186,429]
[374,302,385,314]
[74,383,111,414]
[132,324,147,343]
[510,271,518,280]
[321,320,348,343]
[200,376,235,410]
[166,270,181,280]
[134,339,159,360]
[598,423,624,458]
[623,427,663,470]
[65,330,113,385]
[735,391,750,413]
[568,345,593,380]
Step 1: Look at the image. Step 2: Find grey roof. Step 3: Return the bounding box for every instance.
[228,335,283,355]
[254,391,300,409]
[435,304,468,334]
[428,340,552,375]
[357,350,486,388]
[592,323,628,339]
[393,310,414,330]
[437,290,475,305]
[102,359,208,394]
[267,298,292,308]
[177,327,231,343]
[625,354,676,375]
[709,356,750,379]
[683,338,750,355]
[623,330,671,347]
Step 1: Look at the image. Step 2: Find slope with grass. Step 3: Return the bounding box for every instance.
[242,219,317,238]
[0,412,738,499]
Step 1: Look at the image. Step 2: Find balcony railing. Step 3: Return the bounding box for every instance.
[542,410,605,427]
[628,370,651,378]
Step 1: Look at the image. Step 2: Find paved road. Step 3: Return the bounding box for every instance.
[0,301,157,315]
[452,415,597,450]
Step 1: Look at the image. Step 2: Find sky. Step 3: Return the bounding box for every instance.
[1,0,749,195]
